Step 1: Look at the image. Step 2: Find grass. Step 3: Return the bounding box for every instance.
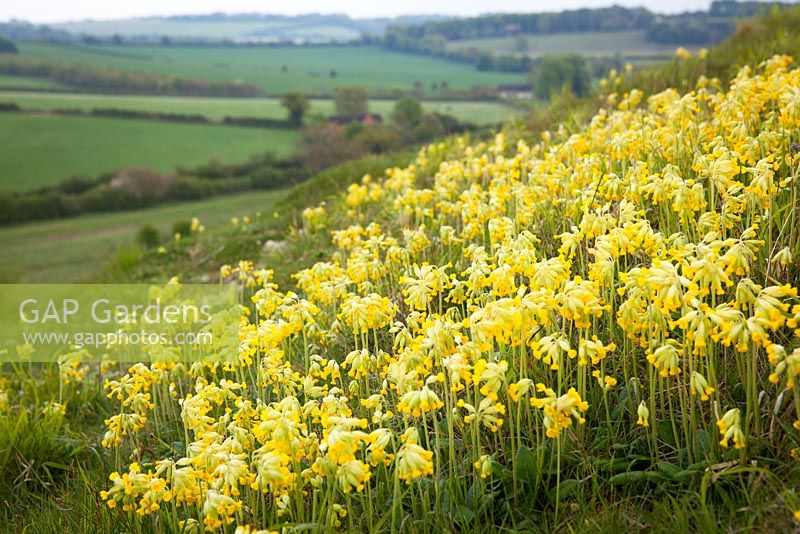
[0,189,286,283]
[0,75,71,90]
[0,90,520,125]
[0,113,298,191]
[446,30,687,60]
[18,42,526,95]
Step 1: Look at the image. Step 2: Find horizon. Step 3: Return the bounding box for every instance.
[2,0,725,25]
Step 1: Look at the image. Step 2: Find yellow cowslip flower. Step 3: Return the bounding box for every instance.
[675,47,692,59]
[717,408,745,449]
[637,401,650,428]
[474,454,493,479]
[202,490,242,531]
[771,246,793,267]
[252,449,293,494]
[508,378,533,402]
[459,396,506,432]
[558,276,607,329]
[579,336,617,365]
[531,333,576,371]
[690,371,715,401]
[339,293,396,334]
[365,428,394,466]
[647,341,682,377]
[235,526,275,534]
[397,385,444,417]
[768,344,800,387]
[530,386,588,438]
[395,442,434,484]
[336,460,371,493]
[473,359,508,399]
[591,370,617,390]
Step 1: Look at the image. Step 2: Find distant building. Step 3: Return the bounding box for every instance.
[496,84,533,99]
[329,113,383,125]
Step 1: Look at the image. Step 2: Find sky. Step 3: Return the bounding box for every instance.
[3,1,720,24]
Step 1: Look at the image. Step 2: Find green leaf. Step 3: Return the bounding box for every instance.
[609,471,667,485]
[656,461,681,477]
[515,445,540,483]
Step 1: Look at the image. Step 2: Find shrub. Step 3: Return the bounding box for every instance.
[172,220,192,238]
[136,224,161,249]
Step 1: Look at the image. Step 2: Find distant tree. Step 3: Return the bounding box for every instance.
[281,65,288,73]
[355,125,403,154]
[529,54,591,99]
[329,69,337,78]
[391,95,423,133]
[299,123,366,172]
[345,121,365,139]
[280,92,311,125]
[0,37,17,54]
[413,113,445,141]
[476,53,495,71]
[514,36,530,53]
[111,34,123,45]
[334,86,369,116]
[136,224,161,249]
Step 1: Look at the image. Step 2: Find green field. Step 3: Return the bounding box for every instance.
[0,113,297,191]
[19,42,525,95]
[0,75,71,90]
[51,17,362,42]
[0,189,284,282]
[446,30,686,60]
[0,90,519,124]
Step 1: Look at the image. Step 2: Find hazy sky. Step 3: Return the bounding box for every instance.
[4,1,721,24]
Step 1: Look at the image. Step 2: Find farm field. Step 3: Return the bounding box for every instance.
[446,30,688,59]
[0,90,521,124]
[0,113,298,191]
[0,188,285,283]
[0,75,71,90]
[50,17,363,42]
[18,42,526,94]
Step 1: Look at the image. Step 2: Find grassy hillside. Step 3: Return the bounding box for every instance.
[0,90,520,124]
[9,47,800,534]
[0,189,285,282]
[0,113,297,190]
[18,42,525,95]
[5,7,800,534]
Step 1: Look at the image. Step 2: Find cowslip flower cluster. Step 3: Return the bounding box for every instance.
[98,56,800,529]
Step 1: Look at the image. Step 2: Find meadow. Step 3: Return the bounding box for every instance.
[4,7,800,533]
[7,53,797,532]
[0,75,70,90]
[0,113,297,191]
[445,30,685,60]
[18,42,526,95]
[0,90,520,124]
[0,189,285,283]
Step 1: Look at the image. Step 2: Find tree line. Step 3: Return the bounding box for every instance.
[375,1,791,73]
[0,54,264,97]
